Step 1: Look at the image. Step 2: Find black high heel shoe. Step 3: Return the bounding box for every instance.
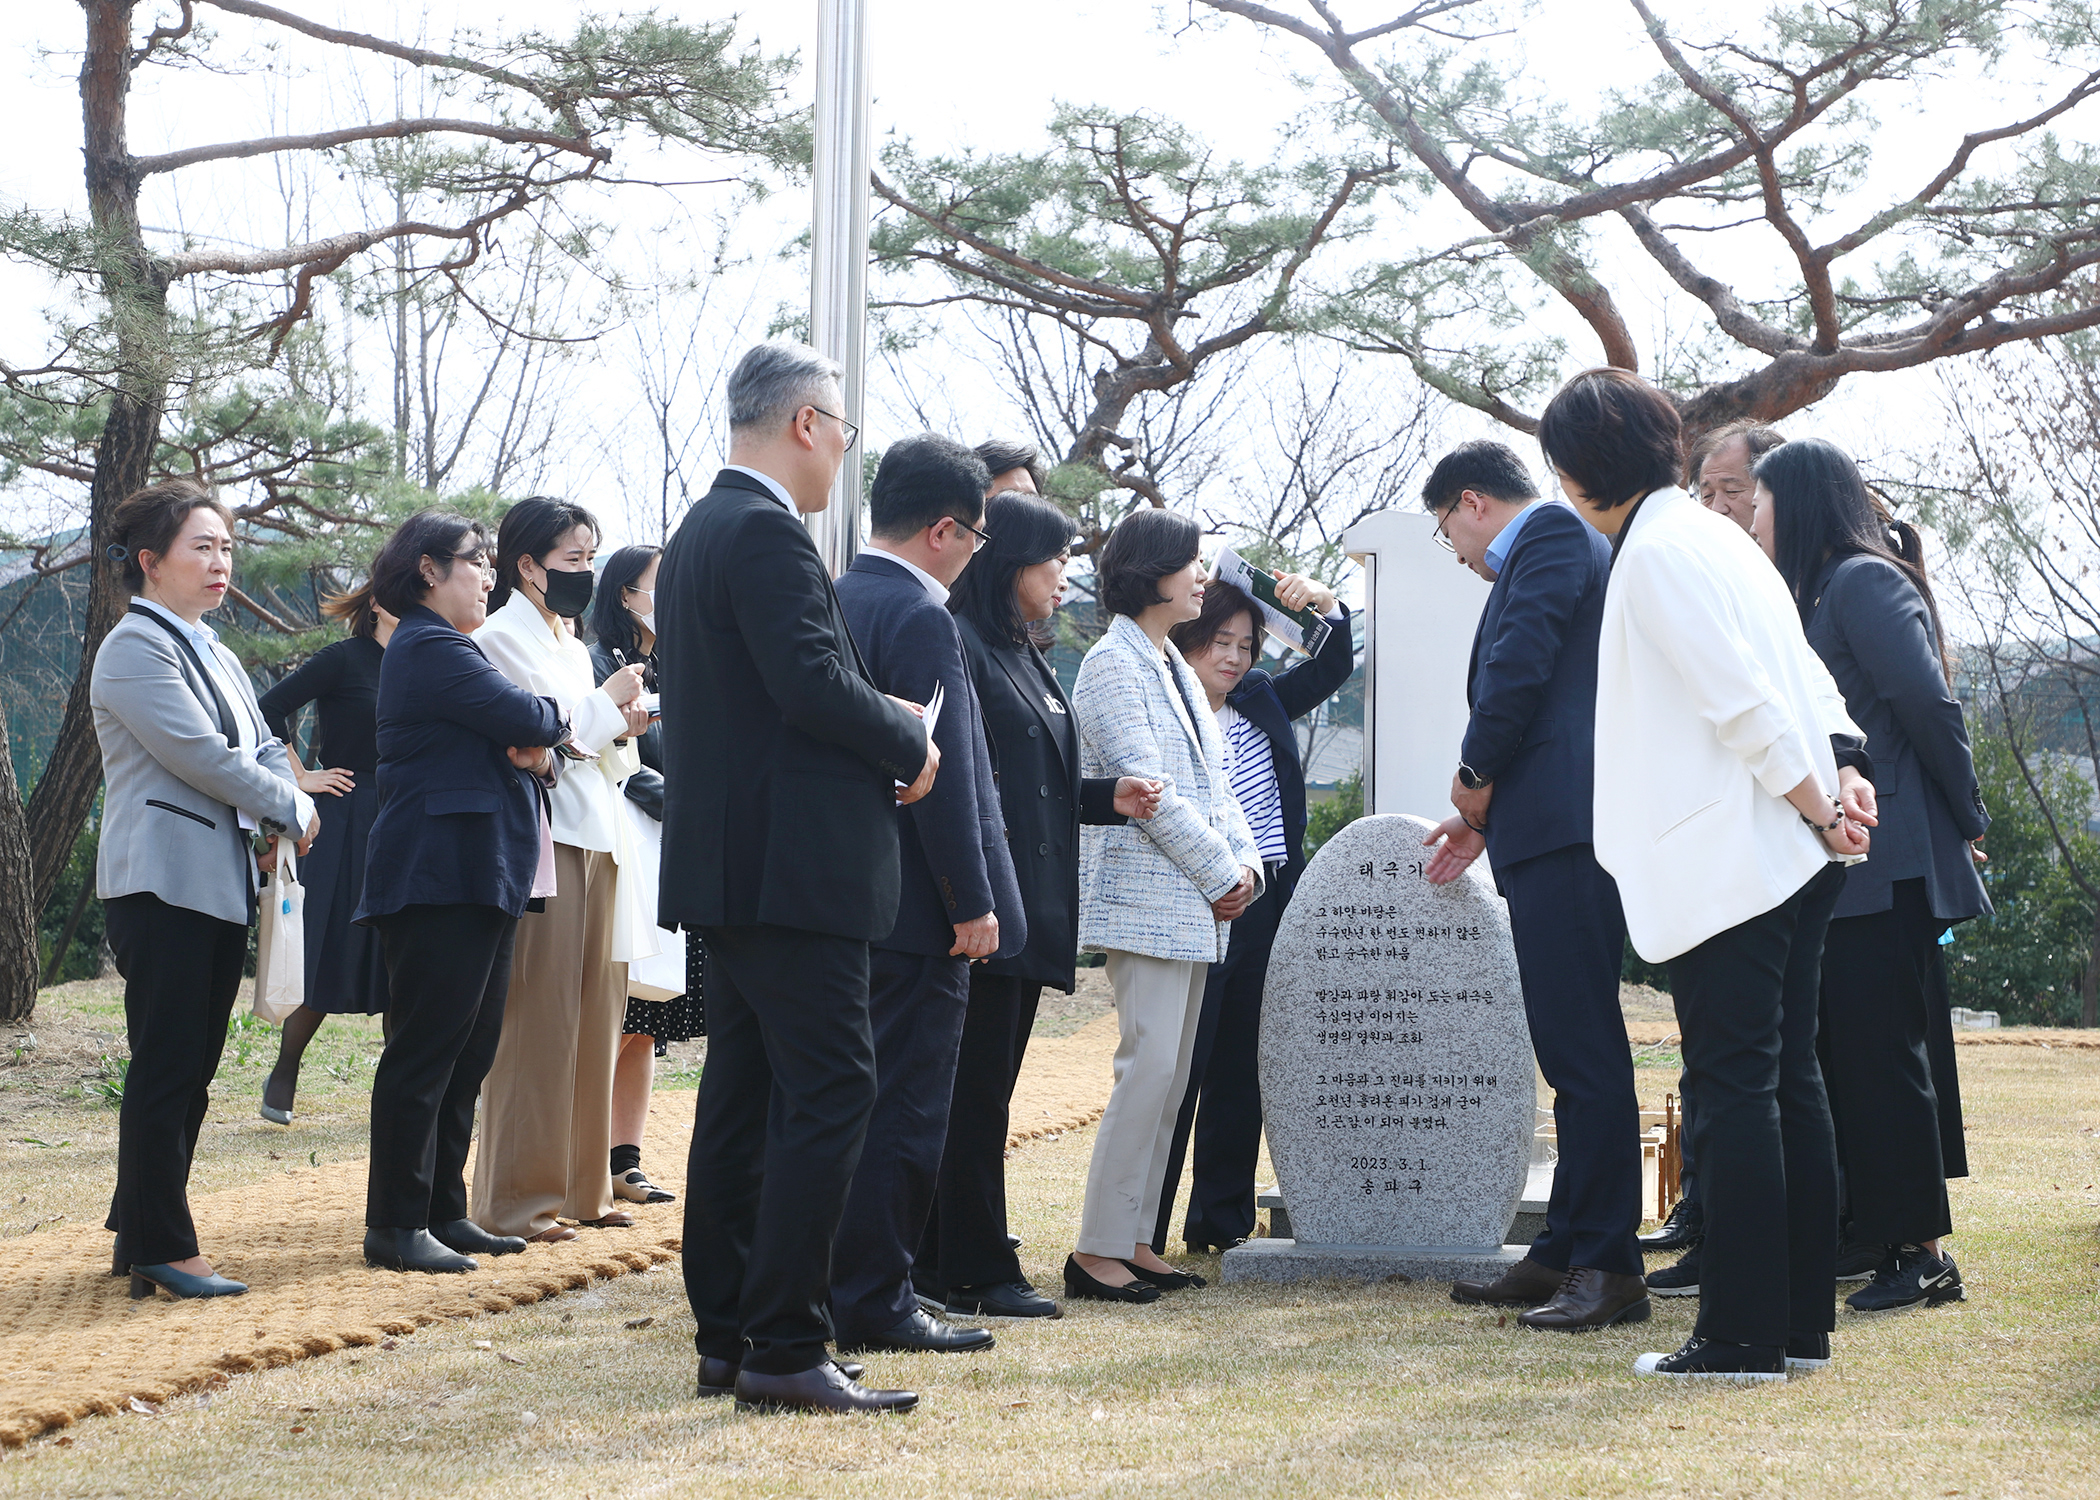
[1063,1254,1161,1304]
[1122,1260,1206,1290]
[129,1263,248,1300]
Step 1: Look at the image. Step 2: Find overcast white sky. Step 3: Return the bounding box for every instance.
[0,0,2085,605]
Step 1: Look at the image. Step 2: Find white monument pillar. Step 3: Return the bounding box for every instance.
[808,0,870,578]
[1344,509,1491,821]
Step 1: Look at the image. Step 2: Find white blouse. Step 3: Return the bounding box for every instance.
[476,591,655,962]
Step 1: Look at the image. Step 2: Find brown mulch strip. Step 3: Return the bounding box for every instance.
[0,1014,1124,1448]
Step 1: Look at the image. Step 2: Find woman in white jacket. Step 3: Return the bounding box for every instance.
[470,497,652,1242]
[1542,369,1875,1383]
[1066,509,1262,1304]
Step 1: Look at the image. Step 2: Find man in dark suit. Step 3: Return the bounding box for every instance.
[831,433,1026,1354]
[1420,439,1649,1331]
[655,342,937,1416]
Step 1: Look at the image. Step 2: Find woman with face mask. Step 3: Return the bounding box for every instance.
[469,497,654,1243]
[587,544,698,1206]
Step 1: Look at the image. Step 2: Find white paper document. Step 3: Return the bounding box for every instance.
[895,680,944,787]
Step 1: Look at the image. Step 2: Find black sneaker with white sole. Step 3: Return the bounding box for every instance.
[1633,1336,1786,1383]
[1784,1330,1832,1371]
[1845,1245,1964,1312]
[1645,1243,1700,1298]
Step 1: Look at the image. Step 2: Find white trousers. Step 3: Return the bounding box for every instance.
[1076,950,1209,1257]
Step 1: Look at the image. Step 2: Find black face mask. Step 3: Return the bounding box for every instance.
[535,567,595,619]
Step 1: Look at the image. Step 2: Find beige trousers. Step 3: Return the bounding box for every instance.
[1075,950,1208,1257]
[471,844,624,1236]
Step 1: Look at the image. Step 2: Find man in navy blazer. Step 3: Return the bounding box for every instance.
[831,433,1026,1356]
[1420,440,1648,1331]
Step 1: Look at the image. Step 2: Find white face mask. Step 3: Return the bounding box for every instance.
[626,586,655,622]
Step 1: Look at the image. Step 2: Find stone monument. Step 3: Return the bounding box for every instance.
[1222,813,1534,1284]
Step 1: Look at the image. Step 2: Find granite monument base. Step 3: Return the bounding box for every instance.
[1220,1239,1530,1285]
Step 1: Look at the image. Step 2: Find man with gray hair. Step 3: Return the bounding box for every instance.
[656,340,938,1415]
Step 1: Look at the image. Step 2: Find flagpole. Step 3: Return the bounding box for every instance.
[809,0,869,577]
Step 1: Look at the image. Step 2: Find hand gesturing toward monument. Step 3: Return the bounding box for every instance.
[1421,815,1486,885]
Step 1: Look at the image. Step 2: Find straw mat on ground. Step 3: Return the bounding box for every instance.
[0,1013,1124,1448]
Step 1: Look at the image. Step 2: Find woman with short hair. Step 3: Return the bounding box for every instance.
[1750,436,1988,1313]
[470,497,652,1243]
[255,580,398,1124]
[355,510,570,1273]
[92,478,317,1298]
[1546,368,1873,1381]
[1065,507,1261,1303]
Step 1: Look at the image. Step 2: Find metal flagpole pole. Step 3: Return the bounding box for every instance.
[808,0,869,578]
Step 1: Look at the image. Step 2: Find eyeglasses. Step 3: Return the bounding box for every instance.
[1432,507,1457,553]
[952,516,994,551]
[811,406,860,452]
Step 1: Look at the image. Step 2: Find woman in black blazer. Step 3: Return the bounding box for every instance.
[352,510,570,1275]
[1752,438,1989,1314]
[915,490,1159,1318]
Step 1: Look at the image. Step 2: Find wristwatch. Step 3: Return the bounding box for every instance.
[1457,762,1492,791]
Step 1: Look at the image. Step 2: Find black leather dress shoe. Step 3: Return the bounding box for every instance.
[430,1219,526,1257]
[1638,1198,1704,1252]
[363,1227,476,1274]
[1450,1255,1562,1307]
[837,1307,995,1355]
[734,1362,918,1414]
[946,1280,1061,1318]
[699,1355,863,1397]
[1006,1232,1023,1250]
[1515,1266,1653,1330]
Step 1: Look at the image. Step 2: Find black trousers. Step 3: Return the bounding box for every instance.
[366,903,517,1229]
[1499,844,1642,1277]
[103,892,249,1267]
[832,947,973,1341]
[1151,876,1283,1254]
[1819,878,1956,1246]
[919,971,1042,1290]
[686,924,878,1375]
[1667,862,1845,1347]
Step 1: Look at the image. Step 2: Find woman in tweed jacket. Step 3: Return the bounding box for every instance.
[1065,509,1262,1304]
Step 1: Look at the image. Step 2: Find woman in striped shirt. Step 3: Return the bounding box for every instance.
[1157,573,1355,1255]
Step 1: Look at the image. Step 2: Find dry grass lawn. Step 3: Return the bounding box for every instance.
[2,983,2098,1497]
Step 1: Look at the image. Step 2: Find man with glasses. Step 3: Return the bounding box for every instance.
[1416,439,1648,1333]
[830,432,1028,1358]
[656,342,936,1416]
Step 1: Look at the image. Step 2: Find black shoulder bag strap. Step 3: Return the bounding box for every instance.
[127,603,240,751]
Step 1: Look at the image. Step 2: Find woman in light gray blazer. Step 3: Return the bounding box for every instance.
[1065,509,1261,1304]
[91,479,317,1301]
